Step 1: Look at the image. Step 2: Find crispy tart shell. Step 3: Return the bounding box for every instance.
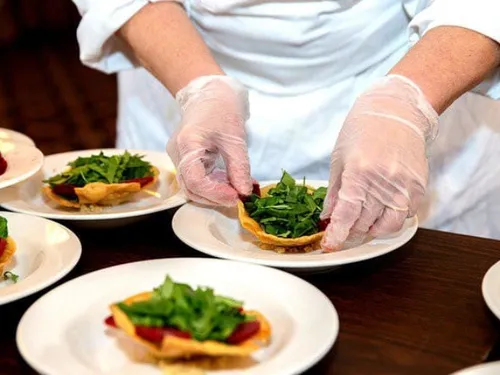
[109,291,271,359]
[237,183,324,247]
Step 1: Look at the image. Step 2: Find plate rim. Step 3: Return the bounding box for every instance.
[0,127,36,146]
[16,257,339,375]
[172,200,418,269]
[451,360,500,375]
[482,259,500,320]
[1,148,188,220]
[0,211,82,305]
[0,144,44,190]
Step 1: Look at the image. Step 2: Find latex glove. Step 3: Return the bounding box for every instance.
[167,75,253,206]
[320,75,439,252]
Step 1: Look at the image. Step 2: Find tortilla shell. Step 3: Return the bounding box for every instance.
[237,183,325,247]
[109,291,271,359]
[0,237,16,274]
[43,166,159,208]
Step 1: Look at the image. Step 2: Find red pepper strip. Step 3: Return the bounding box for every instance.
[0,237,6,258]
[103,315,191,342]
[251,183,261,197]
[226,320,261,345]
[0,153,7,176]
[104,314,259,345]
[104,315,117,327]
[135,326,192,343]
[125,176,154,187]
[318,218,330,231]
[52,184,77,199]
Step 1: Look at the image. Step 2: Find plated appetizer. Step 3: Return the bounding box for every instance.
[0,216,17,280]
[42,151,159,209]
[104,275,270,372]
[238,171,329,253]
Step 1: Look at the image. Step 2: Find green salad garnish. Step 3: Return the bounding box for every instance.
[244,171,327,238]
[3,271,18,283]
[0,216,8,239]
[116,276,254,342]
[43,151,154,187]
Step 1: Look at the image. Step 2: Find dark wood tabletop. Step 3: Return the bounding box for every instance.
[1,208,500,375]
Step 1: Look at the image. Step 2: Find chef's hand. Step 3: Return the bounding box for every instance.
[167,75,253,206]
[320,75,439,252]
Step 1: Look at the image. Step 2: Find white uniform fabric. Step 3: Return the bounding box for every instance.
[72,0,500,239]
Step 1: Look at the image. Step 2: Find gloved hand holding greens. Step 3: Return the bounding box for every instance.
[42,151,159,209]
[104,275,270,361]
[237,171,329,252]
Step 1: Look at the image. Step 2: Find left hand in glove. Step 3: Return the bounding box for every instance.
[320,75,439,252]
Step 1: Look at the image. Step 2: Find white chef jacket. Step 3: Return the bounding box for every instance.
[71,0,500,239]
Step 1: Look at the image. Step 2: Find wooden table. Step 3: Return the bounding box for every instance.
[1,208,500,375]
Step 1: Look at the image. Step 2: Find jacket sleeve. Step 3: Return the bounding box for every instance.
[72,0,185,74]
[405,0,500,99]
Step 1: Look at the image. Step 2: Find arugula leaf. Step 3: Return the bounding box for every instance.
[0,216,8,238]
[244,170,327,238]
[3,271,18,283]
[43,151,154,187]
[116,275,252,342]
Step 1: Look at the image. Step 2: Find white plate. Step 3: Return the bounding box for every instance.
[482,260,500,320]
[451,362,500,375]
[0,149,187,223]
[0,212,81,305]
[17,258,338,375]
[172,180,418,272]
[0,128,36,146]
[0,141,44,190]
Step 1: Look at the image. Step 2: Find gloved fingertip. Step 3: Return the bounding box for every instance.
[319,209,332,221]
[230,176,253,197]
[320,237,343,253]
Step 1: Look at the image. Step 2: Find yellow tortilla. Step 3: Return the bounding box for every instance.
[109,292,271,359]
[43,166,159,208]
[0,237,16,274]
[237,183,325,247]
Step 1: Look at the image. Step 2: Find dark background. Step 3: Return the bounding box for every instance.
[0,0,118,154]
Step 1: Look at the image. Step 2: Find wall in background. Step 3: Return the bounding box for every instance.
[0,0,80,46]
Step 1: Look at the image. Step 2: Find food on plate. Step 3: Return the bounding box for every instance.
[0,152,7,176]
[42,151,159,209]
[237,170,329,253]
[3,271,19,283]
[104,275,270,368]
[0,216,16,276]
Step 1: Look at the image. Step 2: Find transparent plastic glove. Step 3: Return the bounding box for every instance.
[167,75,253,206]
[320,75,439,252]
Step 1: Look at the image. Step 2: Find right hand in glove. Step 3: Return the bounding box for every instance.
[167,75,253,206]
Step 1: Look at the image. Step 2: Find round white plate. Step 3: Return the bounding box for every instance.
[17,258,338,375]
[172,180,418,272]
[0,141,44,190]
[0,212,81,305]
[1,149,187,223]
[451,362,500,375]
[0,127,35,146]
[482,260,500,320]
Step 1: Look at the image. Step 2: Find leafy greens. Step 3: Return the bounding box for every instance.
[244,170,327,238]
[116,276,253,342]
[43,151,154,187]
[0,216,8,239]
